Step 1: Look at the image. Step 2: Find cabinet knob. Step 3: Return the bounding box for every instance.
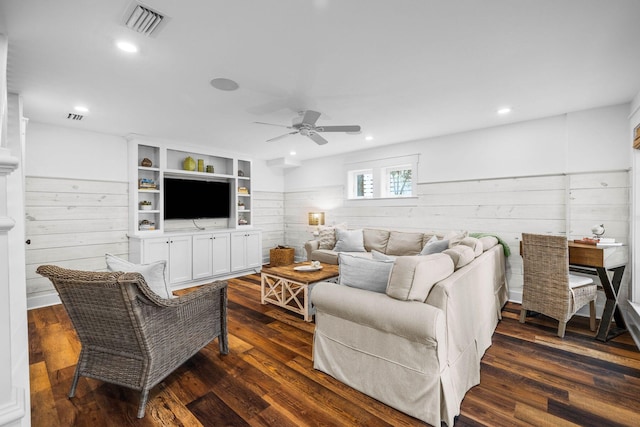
[25,239,31,245]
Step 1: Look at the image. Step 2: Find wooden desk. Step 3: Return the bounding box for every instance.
[520,241,628,341]
[568,242,627,341]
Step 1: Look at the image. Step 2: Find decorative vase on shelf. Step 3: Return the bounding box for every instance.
[183,156,196,171]
[197,159,204,172]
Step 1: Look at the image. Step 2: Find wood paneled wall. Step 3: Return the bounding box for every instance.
[25,177,129,307]
[253,191,285,262]
[24,176,284,307]
[283,170,630,302]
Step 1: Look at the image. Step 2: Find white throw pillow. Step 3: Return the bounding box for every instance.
[105,253,173,299]
[333,228,366,252]
[338,253,394,293]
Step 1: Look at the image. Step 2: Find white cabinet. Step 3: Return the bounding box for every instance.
[130,229,259,287]
[139,235,192,285]
[231,231,262,272]
[142,237,169,264]
[212,233,231,275]
[192,233,231,279]
[168,235,192,283]
[192,233,214,280]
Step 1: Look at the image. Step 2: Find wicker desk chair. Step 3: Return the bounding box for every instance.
[37,265,228,418]
[519,233,597,338]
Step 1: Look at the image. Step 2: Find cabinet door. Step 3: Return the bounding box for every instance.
[230,232,246,272]
[192,234,214,280]
[142,237,170,264]
[231,231,262,272]
[169,235,192,284]
[245,231,262,269]
[212,233,231,275]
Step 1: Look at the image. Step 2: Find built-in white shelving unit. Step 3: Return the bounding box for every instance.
[128,139,254,235]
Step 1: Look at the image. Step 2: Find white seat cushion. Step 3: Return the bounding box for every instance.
[568,274,594,288]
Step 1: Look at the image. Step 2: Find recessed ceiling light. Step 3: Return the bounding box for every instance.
[116,41,138,53]
[365,136,374,141]
[290,151,297,156]
[497,107,512,115]
[210,78,239,91]
[74,105,89,113]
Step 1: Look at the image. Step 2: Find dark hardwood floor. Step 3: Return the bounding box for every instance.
[29,274,640,426]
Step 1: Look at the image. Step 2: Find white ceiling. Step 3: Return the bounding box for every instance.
[1,0,640,161]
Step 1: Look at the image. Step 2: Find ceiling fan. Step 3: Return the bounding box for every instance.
[254,110,361,145]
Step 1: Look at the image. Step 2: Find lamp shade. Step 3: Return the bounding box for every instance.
[308,212,325,226]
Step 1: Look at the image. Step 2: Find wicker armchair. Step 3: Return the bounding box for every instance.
[519,233,597,337]
[36,265,228,418]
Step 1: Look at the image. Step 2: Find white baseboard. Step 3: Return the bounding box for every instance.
[27,292,60,310]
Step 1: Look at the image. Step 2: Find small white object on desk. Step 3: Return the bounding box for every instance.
[597,242,623,247]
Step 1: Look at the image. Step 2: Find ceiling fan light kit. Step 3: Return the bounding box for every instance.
[255,110,361,145]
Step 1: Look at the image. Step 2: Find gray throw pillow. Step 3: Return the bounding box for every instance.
[338,253,394,293]
[420,239,449,255]
[333,228,366,252]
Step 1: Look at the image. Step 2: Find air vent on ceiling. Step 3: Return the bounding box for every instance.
[124,4,165,36]
[67,113,83,121]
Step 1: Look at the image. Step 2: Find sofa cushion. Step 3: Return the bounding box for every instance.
[478,235,499,251]
[333,228,366,252]
[371,250,395,260]
[312,249,340,264]
[338,253,395,293]
[443,230,469,248]
[443,245,475,269]
[363,228,390,253]
[105,253,173,299]
[459,237,483,257]
[386,254,454,302]
[385,231,424,256]
[420,237,450,255]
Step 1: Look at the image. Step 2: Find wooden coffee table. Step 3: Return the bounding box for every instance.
[261,262,339,321]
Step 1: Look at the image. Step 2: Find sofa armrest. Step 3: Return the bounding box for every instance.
[312,282,444,345]
[304,239,320,261]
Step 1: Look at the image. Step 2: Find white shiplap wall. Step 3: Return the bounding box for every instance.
[25,177,129,308]
[24,177,283,307]
[253,191,285,263]
[283,170,630,302]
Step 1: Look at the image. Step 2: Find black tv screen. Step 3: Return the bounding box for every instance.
[164,178,231,220]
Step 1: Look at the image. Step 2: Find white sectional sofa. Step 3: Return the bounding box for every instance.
[308,227,509,426]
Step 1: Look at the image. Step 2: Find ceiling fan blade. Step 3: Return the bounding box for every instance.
[301,110,321,126]
[253,121,292,129]
[316,125,361,133]
[308,132,328,145]
[267,131,299,142]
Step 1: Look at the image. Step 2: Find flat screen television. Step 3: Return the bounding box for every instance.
[164,178,231,220]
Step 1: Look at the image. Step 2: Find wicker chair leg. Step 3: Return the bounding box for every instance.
[68,367,81,398]
[219,334,229,355]
[557,321,567,338]
[589,300,596,332]
[519,309,527,324]
[137,390,150,418]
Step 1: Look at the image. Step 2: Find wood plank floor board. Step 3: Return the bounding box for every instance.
[29,275,640,426]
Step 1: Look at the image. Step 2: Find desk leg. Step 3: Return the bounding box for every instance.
[595,266,626,342]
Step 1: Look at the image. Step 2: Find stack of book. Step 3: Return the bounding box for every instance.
[573,237,622,247]
[138,178,157,190]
